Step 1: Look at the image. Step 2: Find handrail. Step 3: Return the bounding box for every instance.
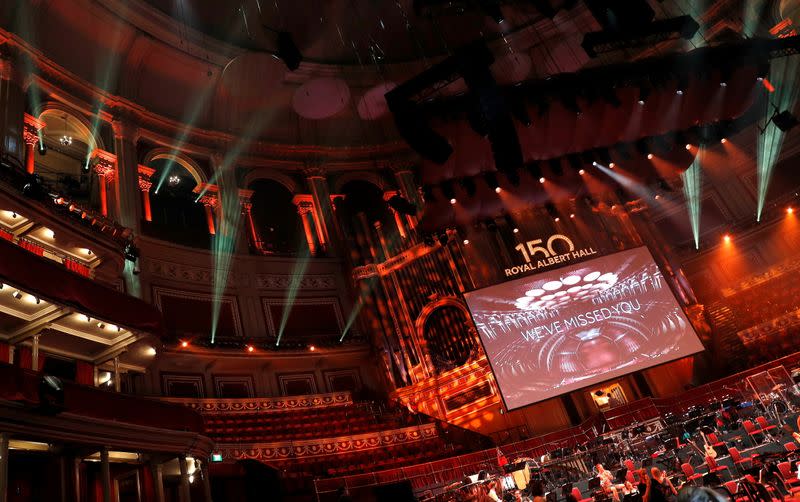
[162,391,353,413]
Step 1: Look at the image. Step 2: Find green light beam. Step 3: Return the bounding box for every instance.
[340,294,366,343]
[276,240,311,346]
[757,55,800,222]
[681,149,703,249]
[743,0,768,39]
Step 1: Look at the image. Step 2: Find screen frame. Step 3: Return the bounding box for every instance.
[464,245,706,412]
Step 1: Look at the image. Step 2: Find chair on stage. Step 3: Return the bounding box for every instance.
[705,456,730,479]
[728,447,758,474]
[705,432,726,451]
[681,463,704,485]
[675,437,687,450]
[755,416,778,436]
[776,462,800,497]
[742,420,768,445]
[723,481,749,502]
[571,487,594,502]
[785,442,798,453]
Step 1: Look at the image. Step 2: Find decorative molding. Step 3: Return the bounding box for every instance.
[262,297,344,338]
[91,149,117,179]
[215,423,438,462]
[212,375,255,399]
[323,369,362,393]
[161,391,353,413]
[161,372,205,398]
[152,285,244,337]
[255,274,336,291]
[147,261,215,285]
[277,372,318,396]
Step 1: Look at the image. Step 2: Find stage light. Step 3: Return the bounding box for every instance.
[721,138,727,144]
[513,227,519,233]
[247,345,254,353]
[655,194,661,200]
[145,346,157,357]
[685,144,692,150]
[579,169,585,175]
[463,239,470,245]
[309,345,316,352]
[720,82,727,87]
[449,198,457,205]
[723,234,731,243]
[569,213,575,219]
[592,161,599,167]
[539,177,545,184]
[12,291,22,300]
[494,186,502,193]
[647,153,654,160]
[180,341,189,348]
[788,207,794,215]
[554,217,560,222]
[638,99,645,105]
[96,322,105,330]
[676,89,684,96]
[609,162,615,169]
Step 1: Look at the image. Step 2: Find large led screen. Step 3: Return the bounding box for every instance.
[465,246,705,410]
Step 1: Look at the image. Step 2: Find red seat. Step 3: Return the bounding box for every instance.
[728,447,758,467]
[681,463,704,484]
[705,456,729,478]
[723,481,748,502]
[777,461,800,490]
[742,420,766,445]
[786,442,798,453]
[571,487,593,502]
[623,459,635,471]
[706,432,725,448]
[756,416,778,434]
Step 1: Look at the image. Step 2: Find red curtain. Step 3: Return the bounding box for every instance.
[16,346,31,370]
[0,343,9,364]
[0,229,12,241]
[64,259,91,278]
[76,361,94,386]
[17,239,44,256]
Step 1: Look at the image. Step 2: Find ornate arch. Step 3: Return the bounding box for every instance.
[241,168,299,193]
[38,103,106,151]
[414,296,472,341]
[142,148,207,185]
[332,171,388,194]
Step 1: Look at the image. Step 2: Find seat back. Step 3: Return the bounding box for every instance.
[724,481,738,496]
[729,447,742,462]
[786,442,798,452]
[742,420,756,433]
[626,471,636,484]
[681,463,695,478]
[624,459,635,471]
[571,487,583,500]
[778,461,794,480]
[705,456,717,469]
[756,416,770,429]
[707,432,720,444]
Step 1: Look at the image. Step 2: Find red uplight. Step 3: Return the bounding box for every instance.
[723,234,731,243]
[788,207,794,215]
[247,345,254,353]
[180,341,189,348]
[309,345,316,352]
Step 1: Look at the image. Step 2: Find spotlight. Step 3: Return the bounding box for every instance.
[569,213,575,218]
[720,82,727,87]
[723,234,731,243]
[12,291,22,300]
[96,322,105,330]
[676,89,684,96]
[309,345,316,352]
[609,162,615,169]
[463,239,470,245]
[579,169,586,175]
[539,177,545,184]
[554,217,560,222]
[449,198,457,205]
[788,207,794,215]
[37,143,47,156]
[11,212,16,218]
[592,161,599,167]
[124,243,140,262]
[647,153,654,160]
[721,138,727,144]
[638,99,645,105]
[512,227,519,233]
[685,144,692,150]
[276,32,303,71]
[180,341,189,348]
[247,345,254,353]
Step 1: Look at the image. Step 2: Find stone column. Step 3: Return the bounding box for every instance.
[112,356,121,392]
[304,163,337,253]
[31,334,39,371]
[138,165,155,222]
[178,456,192,502]
[91,150,116,218]
[0,432,8,502]
[111,118,141,231]
[390,161,421,224]
[292,195,319,256]
[383,190,407,239]
[239,190,259,253]
[199,194,218,235]
[150,461,165,502]
[23,114,45,175]
[0,48,26,171]
[100,448,111,502]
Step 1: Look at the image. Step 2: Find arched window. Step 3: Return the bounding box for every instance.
[340,180,392,226]
[248,179,303,255]
[423,306,476,373]
[143,159,210,248]
[35,111,101,210]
